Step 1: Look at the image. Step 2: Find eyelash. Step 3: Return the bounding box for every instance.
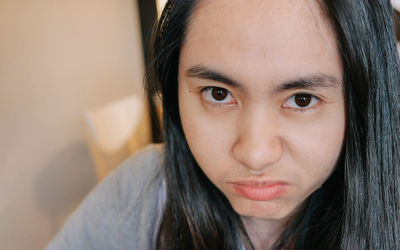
[282,93,320,112]
[201,87,236,106]
[201,87,320,111]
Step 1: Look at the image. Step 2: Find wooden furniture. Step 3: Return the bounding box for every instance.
[84,94,152,180]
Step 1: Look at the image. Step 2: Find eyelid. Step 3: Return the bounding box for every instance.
[201,86,237,105]
[282,93,321,111]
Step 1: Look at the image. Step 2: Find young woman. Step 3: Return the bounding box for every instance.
[48,0,400,249]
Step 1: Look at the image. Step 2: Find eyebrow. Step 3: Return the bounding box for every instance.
[186,65,341,92]
[186,65,239,87]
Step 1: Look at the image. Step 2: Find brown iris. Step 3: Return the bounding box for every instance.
[294,94,312,107]
[211,87,228,101]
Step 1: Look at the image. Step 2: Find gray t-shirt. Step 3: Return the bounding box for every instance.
[46,144,165,250]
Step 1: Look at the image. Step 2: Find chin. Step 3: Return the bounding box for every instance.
[231,200,293,221]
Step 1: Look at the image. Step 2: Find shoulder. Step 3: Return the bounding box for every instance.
[113,143,165,202]
[118,143,165,184]
[46,143,166,250]
[111,143,166,249]
[112,143,166,226]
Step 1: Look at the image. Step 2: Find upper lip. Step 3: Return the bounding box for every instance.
[230,180,288,187]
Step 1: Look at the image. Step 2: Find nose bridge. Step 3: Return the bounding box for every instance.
[232,106,283,171]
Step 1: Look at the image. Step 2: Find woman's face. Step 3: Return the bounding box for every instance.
[178,0,345,222]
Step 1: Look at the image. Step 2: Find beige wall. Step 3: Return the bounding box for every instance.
[0,0,145,249]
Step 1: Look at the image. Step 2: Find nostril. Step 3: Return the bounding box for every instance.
[232,136,283,171]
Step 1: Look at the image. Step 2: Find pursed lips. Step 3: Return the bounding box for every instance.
[229,180,289,201]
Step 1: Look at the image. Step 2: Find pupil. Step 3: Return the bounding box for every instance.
[212,87,228,101]
[295,94,312,107]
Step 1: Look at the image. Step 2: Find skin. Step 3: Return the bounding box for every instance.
[178,0,346,248]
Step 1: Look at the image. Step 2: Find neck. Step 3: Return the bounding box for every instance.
[241,216,287,249]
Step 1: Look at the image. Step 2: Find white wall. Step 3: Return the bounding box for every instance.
[0,0,145,249]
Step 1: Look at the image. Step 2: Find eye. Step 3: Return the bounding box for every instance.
[202,87,236,104]
[283,93,319,110]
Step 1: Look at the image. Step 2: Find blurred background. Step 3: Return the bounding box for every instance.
[0,0,166,249]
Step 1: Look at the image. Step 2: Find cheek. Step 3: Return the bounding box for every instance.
[180,96,229,151]
[179,84,234,179]
[181,117,233,185]
[286,110,345,189]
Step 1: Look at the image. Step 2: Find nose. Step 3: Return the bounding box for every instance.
[232,110,283,172]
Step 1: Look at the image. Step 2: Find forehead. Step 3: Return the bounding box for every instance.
[180,0,342,88]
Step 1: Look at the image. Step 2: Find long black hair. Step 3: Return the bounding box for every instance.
[145,0,400,249]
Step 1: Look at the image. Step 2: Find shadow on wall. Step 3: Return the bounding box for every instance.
[35,142,97,233]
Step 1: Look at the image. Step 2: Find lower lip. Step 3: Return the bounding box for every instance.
[232,183,288,201]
